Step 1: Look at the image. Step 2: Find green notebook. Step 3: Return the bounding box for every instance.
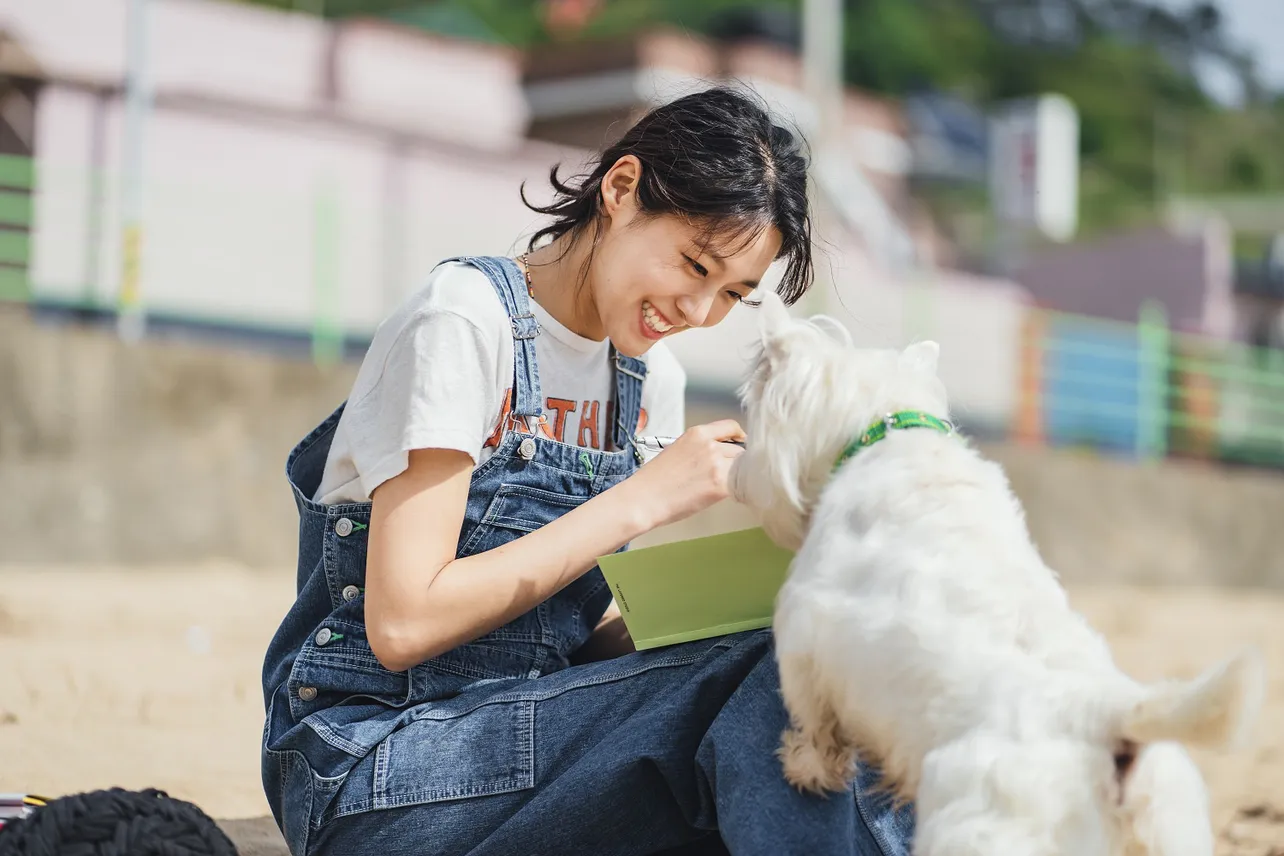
[597,527,796,650]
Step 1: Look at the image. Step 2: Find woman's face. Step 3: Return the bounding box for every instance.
[588,156,784,358]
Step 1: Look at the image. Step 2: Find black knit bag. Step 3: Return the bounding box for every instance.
[0,788,237,856]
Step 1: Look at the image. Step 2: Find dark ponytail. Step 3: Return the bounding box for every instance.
[521,86,814,305]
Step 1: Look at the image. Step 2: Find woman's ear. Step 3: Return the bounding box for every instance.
[600,155,643,223]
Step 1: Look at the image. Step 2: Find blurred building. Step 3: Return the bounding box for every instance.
[2,0,1280,474]
[0,0,576,342]
[0,0,1032,432]
[521,24,936,262]
[516,20,1029,428]
[1234,232,1284,351]
[1012,220,1236,337]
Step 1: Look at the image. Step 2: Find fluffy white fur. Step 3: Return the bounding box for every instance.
[730,291,1264,856]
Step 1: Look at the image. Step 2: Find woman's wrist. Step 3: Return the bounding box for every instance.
[611,470,669,536]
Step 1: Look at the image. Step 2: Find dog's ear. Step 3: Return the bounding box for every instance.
[756,289,792,341]
[900,341,940,375]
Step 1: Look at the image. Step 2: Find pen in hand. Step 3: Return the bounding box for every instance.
[633,435,746,459]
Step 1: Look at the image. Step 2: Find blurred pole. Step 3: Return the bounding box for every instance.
[1137,299,1170,461]
[83,95,108,314]
[1015,309,1048,447]
[1152,105,1184,215]
[118,0,152,342]
[801,0,843,314]
[1152,106,1164,212]
[802,0,843,152]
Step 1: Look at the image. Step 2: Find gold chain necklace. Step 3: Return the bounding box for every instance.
[518,253,535,298]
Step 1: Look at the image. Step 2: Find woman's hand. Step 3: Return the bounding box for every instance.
[622,420,746,530]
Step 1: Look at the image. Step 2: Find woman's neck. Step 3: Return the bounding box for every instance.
[524,234,605,341]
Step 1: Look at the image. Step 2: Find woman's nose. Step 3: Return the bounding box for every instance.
[676,292,716,328]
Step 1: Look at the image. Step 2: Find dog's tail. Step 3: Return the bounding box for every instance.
[1119,648,1265,750]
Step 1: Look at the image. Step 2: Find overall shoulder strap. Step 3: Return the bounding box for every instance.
[610,346,648,453]
[442,255,543,420]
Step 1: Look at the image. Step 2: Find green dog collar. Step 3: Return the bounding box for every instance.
[834,410,955,472]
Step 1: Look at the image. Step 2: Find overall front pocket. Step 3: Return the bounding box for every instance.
[458,482,588,556]
[370,697,536,810]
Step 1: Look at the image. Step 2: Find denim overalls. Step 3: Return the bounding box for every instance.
[261,256,915,856]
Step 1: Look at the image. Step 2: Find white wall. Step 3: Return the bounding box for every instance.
[29,81,583,338]
[335,22,528,152]
[30,86,99,302]
[0,0,128,86]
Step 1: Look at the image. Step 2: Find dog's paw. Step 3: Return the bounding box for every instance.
[778,727,856,795]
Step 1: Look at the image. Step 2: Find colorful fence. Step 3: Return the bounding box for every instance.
[1016,302,1284,469]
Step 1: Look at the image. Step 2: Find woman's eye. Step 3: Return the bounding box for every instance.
[685,255,708,277]
[726,290,745,303]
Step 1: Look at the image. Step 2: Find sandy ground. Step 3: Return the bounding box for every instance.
[2,560,1283,855]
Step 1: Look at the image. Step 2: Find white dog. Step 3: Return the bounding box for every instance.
[730,290,1264,856]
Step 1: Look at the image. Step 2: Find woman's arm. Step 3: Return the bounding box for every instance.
[364,421,744,672]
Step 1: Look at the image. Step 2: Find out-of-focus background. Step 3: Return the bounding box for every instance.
[1,0,1283,852]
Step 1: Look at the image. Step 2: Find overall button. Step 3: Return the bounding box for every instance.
[341,585,360,602]
[315,628,332,646]
[518,437,537,461]
[335,517,353,537]
[298,686,318,702]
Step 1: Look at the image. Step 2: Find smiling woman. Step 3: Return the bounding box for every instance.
[260,86,916,856]
[519,87,814,358]
[520,186,782,354]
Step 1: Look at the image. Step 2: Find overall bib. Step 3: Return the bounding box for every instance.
[261,256,915,856]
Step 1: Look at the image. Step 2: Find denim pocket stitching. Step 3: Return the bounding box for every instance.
[466,483,589,544]
[264,747,314,856]
[417,651,534,682]
[854,774,911,856]
[415,648,710,714]
[297,650,388,672]
[345,699,535,816]
[307,769,347,833]
[305,717,373,758]
[368,740,391,812]
[566,576,608,620]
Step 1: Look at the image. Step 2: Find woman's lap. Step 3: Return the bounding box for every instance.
[306,630,913,856]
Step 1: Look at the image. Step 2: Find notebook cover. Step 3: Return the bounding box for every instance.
[597,527,795,650]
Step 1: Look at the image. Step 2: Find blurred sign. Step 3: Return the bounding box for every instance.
[989,94,1079,243]
[903,92,989,183]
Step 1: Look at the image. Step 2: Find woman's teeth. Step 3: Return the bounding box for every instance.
[642,301,673,334]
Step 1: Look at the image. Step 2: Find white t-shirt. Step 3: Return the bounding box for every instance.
[314,261,687,505]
